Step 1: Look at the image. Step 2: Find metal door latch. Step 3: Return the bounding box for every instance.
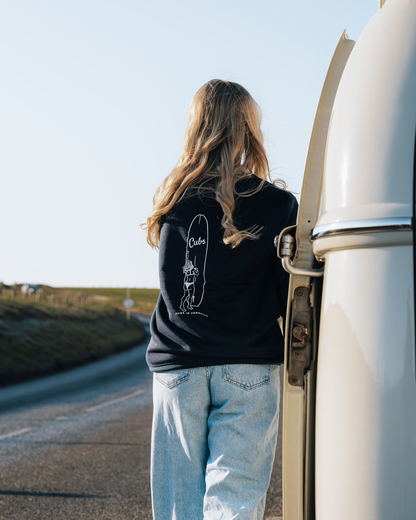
[288,287,313,387]
[292,324,310,347]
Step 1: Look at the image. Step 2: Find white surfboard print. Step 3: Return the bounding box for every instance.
[179,214,209,313]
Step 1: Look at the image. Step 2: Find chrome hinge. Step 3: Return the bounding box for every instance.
[275,227,324,278]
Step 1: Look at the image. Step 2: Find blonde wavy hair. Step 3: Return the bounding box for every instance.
[142,79,286,248]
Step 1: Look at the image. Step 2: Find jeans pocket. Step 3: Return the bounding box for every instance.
[155,369,192,389]
[223,364,271,391]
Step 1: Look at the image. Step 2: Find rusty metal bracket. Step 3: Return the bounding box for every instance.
[288,286,313,387]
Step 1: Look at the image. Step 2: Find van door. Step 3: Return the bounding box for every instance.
[278,31,355,520]
[281,1,416,519]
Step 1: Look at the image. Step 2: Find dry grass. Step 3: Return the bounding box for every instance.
[62,287,160,315]
[0,288,154,387]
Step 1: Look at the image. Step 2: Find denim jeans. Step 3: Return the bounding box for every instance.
[151,364,280,520]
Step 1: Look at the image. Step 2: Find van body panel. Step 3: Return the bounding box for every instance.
[317,0,416,229]
[283,0,416,518]
[313,0,416,518]
[315,246,416,519]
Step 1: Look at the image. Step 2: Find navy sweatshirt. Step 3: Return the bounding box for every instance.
[146,176,298,372]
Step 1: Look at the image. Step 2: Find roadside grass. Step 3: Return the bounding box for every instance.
[62,287,160,315]
[0,287,159,387]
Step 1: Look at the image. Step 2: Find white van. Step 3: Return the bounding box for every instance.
[277,1,416,519]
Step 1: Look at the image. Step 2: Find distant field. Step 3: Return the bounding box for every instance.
[62,287,160,315]
[0,286,158,387]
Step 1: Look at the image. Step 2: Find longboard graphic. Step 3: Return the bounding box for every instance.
[179,214,208,312]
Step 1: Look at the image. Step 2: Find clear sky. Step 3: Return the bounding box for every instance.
[1,0,377,289]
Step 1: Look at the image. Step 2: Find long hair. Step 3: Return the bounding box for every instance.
[142,79,286,248]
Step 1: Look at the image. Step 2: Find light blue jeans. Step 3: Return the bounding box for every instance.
[151,364,280,520]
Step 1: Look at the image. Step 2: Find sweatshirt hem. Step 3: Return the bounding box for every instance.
[147,357,283,373]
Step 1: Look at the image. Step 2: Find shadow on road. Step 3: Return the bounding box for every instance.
[0,490,104,499]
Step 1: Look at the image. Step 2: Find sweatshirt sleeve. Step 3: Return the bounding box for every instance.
[272,193,299,323]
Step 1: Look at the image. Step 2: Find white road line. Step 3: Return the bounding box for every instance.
[0,427,33,441]
[86,389,145,412]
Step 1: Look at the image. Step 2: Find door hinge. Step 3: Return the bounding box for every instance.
[275,228,325,278]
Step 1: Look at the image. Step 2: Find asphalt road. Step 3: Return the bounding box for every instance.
[0,317,283,520]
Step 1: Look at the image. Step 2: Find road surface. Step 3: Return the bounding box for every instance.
[0,317,283,519]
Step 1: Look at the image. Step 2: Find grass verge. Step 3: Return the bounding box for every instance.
[0,288,159,387]
[62,287,160,315]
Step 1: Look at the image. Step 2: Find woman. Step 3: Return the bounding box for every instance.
[142,79,298,520]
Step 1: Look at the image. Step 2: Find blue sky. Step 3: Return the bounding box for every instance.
[1,0,377,288]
